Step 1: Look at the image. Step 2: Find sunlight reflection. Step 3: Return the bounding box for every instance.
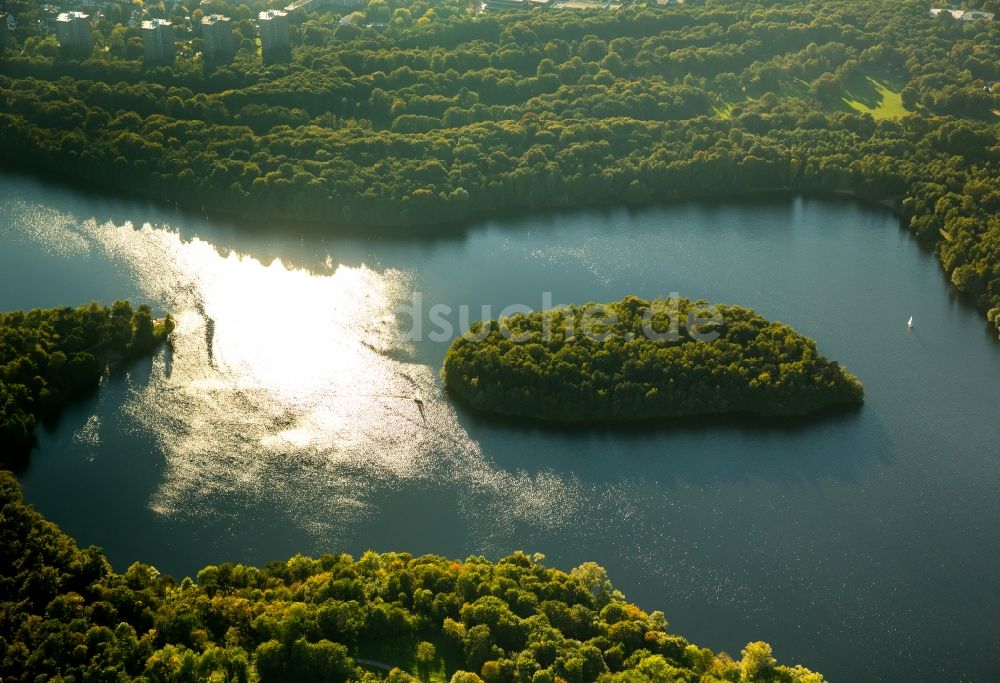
[16,213,583,549]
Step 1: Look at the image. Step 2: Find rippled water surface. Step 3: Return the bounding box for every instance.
[2,173,998,683]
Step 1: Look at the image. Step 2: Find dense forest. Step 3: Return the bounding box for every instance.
[443,297,863,420]
[0,471,826,682]
[0,303,173,458]
[0,0,999,336]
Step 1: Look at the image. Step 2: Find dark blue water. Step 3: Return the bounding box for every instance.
[2,172,998,683]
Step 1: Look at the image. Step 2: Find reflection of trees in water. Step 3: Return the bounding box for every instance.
[190,293,216,368]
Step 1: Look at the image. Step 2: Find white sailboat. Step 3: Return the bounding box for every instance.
[907,316,913,328]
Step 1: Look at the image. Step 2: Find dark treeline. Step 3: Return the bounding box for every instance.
[0,0,998,335]
[0,303,173,458]
[0,470,825,682]
[443,297,864,420]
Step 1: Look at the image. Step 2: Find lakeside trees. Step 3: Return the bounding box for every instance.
[442,297,863,420]
[0,303,173,459]
[0,0,998,336]
[0,470,827,682]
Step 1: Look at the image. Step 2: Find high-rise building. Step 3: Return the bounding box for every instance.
[258,9,290,63]
[141,19,175,64]
[55,11,93,54]
[201,14,234,63]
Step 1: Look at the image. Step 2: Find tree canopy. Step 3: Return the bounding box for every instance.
[443,296,863,420]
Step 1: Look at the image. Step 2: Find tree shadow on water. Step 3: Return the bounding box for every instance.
[9,351,161,477]
[454,400,892,490]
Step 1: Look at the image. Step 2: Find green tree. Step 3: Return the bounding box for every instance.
[740,642,777,682]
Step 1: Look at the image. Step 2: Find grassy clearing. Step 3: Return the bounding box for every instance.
[714,73,910,120]
[355,635,455,682]
[842,76,909,119]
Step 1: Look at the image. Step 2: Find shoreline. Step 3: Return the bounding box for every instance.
[0,166,902,237]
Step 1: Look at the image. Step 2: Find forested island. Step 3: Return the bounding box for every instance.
[0,302,173,459]
[0,0,998,336]
[0,471,825,683]
[443,297,863,421]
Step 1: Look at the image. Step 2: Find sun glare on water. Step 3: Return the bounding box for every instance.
[10,211,587,550]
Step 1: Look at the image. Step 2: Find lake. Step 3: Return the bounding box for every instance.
[2,172,998,682]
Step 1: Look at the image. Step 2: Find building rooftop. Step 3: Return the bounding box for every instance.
[259,9,288,19]
[56,10,89,21]
[201,13,230,25]
[141,18,172,29]
[929,8,995,20]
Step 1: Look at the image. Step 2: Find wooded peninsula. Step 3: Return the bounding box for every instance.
[0,302,173,459]
[443,297,864,421]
